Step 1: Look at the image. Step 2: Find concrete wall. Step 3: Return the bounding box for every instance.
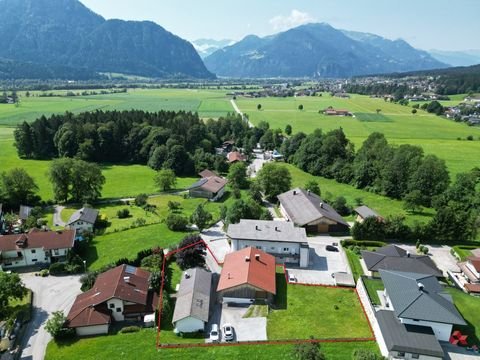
[75,324,109,336]
[174,317,205,333]
[107,298,125,321]
[400,318,452,342]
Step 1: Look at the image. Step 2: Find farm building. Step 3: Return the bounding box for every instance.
[217,247,276,304]
[227,219,309,268]
[353,205,383,223]
[172,268,212,333]
[66,265,158,336]
[188,171,227,201]
[278,188,349,234]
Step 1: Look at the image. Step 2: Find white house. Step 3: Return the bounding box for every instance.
[0,229,75,270]
[66,207,98,234]
[66,265,158,336]
[227,219,309,268]
[172,268,212,333]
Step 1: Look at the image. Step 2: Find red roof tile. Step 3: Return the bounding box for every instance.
[465,283,480,293]
[227,151,246,163]
[217,247,276,295]
[0,230,75,251]
[467,256,480,272]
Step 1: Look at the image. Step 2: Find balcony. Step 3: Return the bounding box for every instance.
[0,255,23,264]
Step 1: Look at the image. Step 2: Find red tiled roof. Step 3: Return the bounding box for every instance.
[467,256,480,272]
[0,230,75,251]
[199,169,218,178]
[217,247,276,295]
[200,176,227,193]
[227,151,246,163]
[464,283,480,293]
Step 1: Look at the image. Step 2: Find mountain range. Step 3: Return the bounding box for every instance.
[0,0,213,79]
[204,23,447,78]
[429,49,480,67]
[192,39,235,59]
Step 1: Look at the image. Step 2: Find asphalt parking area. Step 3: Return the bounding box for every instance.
[213,304,267,343]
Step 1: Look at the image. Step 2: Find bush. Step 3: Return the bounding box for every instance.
[39,269,49,277]
[134,193,148,207]
[166,213,188,231]
[117,208,130,219]
[340,239,386,247]
[168,201,181,211]
[49,262,66,275]
[120,326,141,333]
[352,348,385,360]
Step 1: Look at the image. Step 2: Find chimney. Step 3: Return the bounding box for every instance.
[123,276,130,283]
[293,190,297,195]
[307,190,311,195]
[418,283,424,292]
[228,272,231,279]
[255,254,260,261]
[319,203,323,208]
[275,226,278,231]
[255,225,259,231]
[407,251,411,258]
[245,256,250,262]
[185,273,191,279]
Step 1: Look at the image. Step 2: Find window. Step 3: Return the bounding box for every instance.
[31,259,37,262]
[412,354,419,359]
[31,249,36,254]
[17,251,22,257]
[256,246,262,250]
[109,303,115,309]
[116,308,121,312]
[283,247,289,252]
[397,352,405,358]
[54,249,59,255]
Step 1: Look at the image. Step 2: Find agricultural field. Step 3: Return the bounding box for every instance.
[236,93,480,176]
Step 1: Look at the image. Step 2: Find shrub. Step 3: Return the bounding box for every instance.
[120,326,141,333]
[117,208,130,219]
[340,239,386,247]
[166,213,188,231]
[422,246,429,255]
[49,262,66,275]
[80,272,98,292]
[134,193,148,207]
[168,201,181,211]
[40,269,49,277]
[352,349,385,360]
[45,311,68,339]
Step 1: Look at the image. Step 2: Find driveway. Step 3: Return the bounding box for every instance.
[396,243,459,274]
[52,205,66,227]
[20,273,82,360]
[286,235,350,285]
[201,222,230,273]
[217,304,267,342]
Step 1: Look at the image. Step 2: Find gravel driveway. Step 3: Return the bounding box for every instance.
[20,273,82,360]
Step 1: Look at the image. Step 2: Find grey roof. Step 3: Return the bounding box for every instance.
[19,205,33,220]
[361,245,442,277]
[376,310,444,358]
[227,220,308,244]
[67,207,99,225]
[277,188,348,227]
[188,178,209,190]
[380,270,466,325]
[172,268,212,324]
[354,205,380,219]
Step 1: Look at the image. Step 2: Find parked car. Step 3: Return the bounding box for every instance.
[288,272,296,282]
[222,323,234,341]
[326,245,339,252]
[209,324,219,342]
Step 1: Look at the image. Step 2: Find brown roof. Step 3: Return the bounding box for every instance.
[0,229,75,251]
[217,247,276,295]
[465,283,480,293]
[227,151,246,163]
[190,176,227,194]
[67,265,158,328]
[467,256,480,272]
[199,169,218,178]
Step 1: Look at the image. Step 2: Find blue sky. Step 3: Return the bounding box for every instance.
[79,0,480,51]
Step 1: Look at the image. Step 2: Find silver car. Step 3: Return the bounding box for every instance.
[222,323,234,341]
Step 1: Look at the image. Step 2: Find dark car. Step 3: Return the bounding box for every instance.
[326,245,339,252]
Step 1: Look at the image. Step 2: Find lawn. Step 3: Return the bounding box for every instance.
[362,278,384,306]
[452,245,478,261]
[345,249,364,282]
[267,273,372,340]
[448,287,480,346]
[45,330,379,360]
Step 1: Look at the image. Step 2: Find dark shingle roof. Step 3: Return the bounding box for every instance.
[67,207,99,225]
[361,245,442,277]
[172,268,212,323]
[354,205,380,219]
[380,270,466,325]
[376,310,444,358]
[277,188,348,227]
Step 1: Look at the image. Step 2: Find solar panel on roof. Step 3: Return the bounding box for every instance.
[125,265,136,274]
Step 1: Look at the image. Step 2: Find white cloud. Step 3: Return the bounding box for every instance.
[269,10,315,32]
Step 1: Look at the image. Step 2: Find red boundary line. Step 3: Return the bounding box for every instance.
[156,241,376,350]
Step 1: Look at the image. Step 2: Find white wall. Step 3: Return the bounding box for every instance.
[69,221,94,234]
[400,318,453,342]
[75,324,109,336]
[1,247,71,269]
[107,298,125,321]
[174,317,205,333]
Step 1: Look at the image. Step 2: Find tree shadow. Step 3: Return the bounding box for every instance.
[272,272,287,310]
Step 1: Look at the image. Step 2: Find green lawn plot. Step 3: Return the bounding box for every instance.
[284,163,434,225]
[452,245,478,261]
[345,249,364,282]
[45,330,379,360]
[0,88,234,126]
[447,288,480,346]
[267,271,372,340]
[362,278,384,306]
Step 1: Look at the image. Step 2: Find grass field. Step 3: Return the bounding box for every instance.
[237,93,480,176]
[267,273,372,340]
[45,331,380,360]
[345,249,364,282]
[362,278,384,306]
[448,288,480,345]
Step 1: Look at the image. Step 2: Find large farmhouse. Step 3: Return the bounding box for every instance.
[217,247,276,304]
[278,188,349,234]
[66,265,158,336]
[188,170,227,202]
[227,219,309,267]
[0,229,75,270]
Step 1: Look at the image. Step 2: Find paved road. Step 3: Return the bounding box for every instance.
[52,205,66,227]
[201,222,230,273]
[20,274,82,360]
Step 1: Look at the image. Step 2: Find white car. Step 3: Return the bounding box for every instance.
[209,324,219,342]
[222,323,234,342]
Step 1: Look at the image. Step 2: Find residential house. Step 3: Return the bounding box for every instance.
[66,207,99,234]
[353,205,384,223]
[227,151,247,163]
[227,219,309,268]
[278,188,350,234]
[0,229,75,270]
[66,265,158,336]
[379,269,466,342]
[172,267,212,333]
[217,247,276,304]
[188,171,227,202]
[361,245,443,278]
[458,255,480,294]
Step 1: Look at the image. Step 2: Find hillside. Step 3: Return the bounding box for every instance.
[0,0,214,79]
[192,39,235,58]
[204,23,447,78]
[429,49,480,67]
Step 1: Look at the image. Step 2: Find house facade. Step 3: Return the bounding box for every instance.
[172,267,212,333]
[0,229,75,270]
[227,220,309,268]
[67,207,99,234]
[67,265,158,336]
[458,255,480,294]
[217,247,276,304]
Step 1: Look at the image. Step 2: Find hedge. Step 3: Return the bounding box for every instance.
[340,239,386,248]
